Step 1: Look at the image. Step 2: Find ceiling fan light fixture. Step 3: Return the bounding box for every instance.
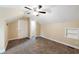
[33,12,38,16]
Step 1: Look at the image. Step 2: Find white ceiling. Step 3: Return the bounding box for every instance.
[0,5,79,24]
[37,5,79,24]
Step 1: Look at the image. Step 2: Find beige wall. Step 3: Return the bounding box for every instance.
[8,20,18,39]
[40,20,79,48]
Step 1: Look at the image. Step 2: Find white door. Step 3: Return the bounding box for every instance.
[30,19,36,39]
[18,19,28,38]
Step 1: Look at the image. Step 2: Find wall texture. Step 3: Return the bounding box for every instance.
[40,20,79,48]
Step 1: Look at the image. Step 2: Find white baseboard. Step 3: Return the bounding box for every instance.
[40,35,79,49]
[8,37,19,40]
[8,36,29,41]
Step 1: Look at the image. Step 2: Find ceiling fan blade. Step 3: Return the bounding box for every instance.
[24,7,32,10]
[39,11,46,14]
[27,12,30,14]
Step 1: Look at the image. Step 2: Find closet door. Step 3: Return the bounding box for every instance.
[30,19,36,39]
[18,19,28,39]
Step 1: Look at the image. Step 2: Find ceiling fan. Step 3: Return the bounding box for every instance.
[24,5,46,16]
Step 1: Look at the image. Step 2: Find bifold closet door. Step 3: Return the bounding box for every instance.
[18,19,28,38]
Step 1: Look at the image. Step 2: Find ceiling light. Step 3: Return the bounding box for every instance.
[33,12,38,16]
